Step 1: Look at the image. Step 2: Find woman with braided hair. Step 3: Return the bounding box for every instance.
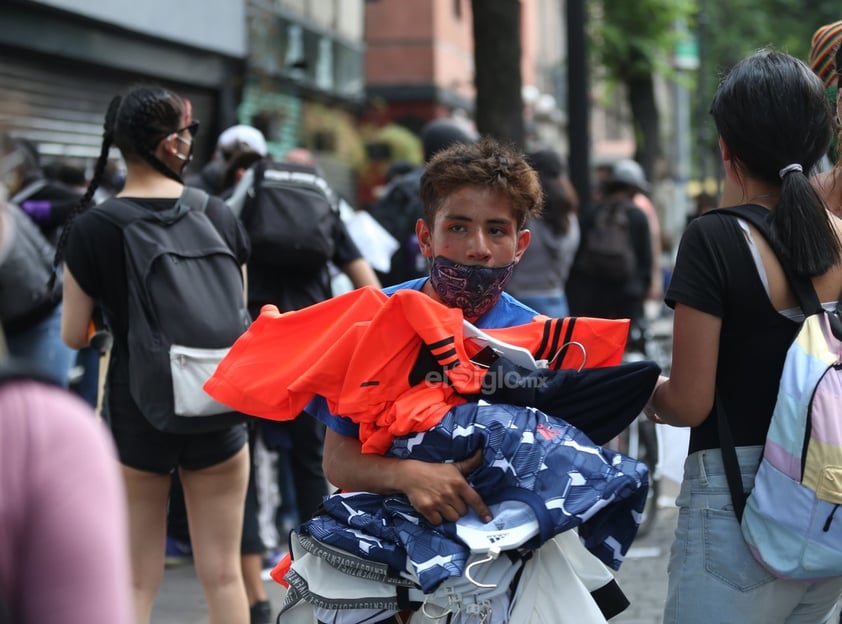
[57,84,252,623]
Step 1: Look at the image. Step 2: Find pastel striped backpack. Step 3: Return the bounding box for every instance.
[716,205,842,580]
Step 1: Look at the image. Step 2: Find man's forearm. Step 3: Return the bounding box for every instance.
[322,427,491,525]
[323,427,410,493]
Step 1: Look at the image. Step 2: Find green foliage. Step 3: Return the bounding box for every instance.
[589,0,698,82]
[702,0,842,72]
[592,0,842,85]
[588,0,842,180]
[692,0,842,175]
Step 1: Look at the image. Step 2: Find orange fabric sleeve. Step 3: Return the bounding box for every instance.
[203,286,387,419]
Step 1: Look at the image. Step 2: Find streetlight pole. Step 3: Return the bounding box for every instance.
[696,1,709,189]
[672,20,698,244]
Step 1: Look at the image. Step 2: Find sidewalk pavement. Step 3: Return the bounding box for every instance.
[151,562,287,624]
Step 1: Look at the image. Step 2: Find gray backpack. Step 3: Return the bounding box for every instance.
[99,188,251,433]
[0,202,58,325]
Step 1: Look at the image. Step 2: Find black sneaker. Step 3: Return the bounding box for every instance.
[250,600,272,624]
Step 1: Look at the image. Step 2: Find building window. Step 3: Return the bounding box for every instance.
[316,37,333,90]
[285,23,305,71]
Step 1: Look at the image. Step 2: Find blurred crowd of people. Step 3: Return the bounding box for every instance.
[4,18,842,623]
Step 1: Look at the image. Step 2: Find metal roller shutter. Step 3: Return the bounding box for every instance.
[0,55,217,167]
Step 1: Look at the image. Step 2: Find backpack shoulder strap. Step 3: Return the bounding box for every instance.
[709,205,829,521]
[715,389,748,520]
[178,186,210,213]
[226,165,258,220]
[98,187,204,229]
[831,291,842,341]
[251,158,269,185]
[710,206,823,315]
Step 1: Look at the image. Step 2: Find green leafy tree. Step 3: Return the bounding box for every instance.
[589,0,841,186]
[589,0,697,182]
[694,0,842,181]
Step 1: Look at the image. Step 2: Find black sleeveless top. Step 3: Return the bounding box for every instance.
[666,206,799,453]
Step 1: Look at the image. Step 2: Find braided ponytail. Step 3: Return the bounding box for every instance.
[48,95,121,292]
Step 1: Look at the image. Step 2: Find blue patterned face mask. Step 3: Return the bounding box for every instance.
[429,256,514,319]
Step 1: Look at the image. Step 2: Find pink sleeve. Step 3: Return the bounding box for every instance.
[0,381,132,624]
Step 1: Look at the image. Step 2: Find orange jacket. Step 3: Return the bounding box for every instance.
[205,287,629,454]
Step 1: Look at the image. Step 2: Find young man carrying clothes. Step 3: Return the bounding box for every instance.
[292,139,632,622]
[313,138,540,527]
[207,138,635,622]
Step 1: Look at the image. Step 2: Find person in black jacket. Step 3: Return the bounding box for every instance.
[368,118,477,287]
[567,160,652,346]
[185,124,268,196]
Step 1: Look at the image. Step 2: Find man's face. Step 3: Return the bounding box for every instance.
[416,186,530,267]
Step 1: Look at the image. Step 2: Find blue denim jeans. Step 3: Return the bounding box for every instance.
[6,303,75,387]
[664,447,842,624]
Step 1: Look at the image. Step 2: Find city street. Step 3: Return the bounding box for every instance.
[7,1,824,622]
[151,561,287,624]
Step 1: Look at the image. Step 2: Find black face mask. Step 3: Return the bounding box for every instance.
[429,255,514,319]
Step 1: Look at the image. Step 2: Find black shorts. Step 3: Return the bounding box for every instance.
[106,382,248,474]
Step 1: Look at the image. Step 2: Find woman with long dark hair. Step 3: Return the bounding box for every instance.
[647,49,842,623]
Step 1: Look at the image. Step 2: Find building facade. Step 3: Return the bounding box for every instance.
[0,0,367,200]
[358,0,571,205]
[239,0,366,200]
[0,0,247,165]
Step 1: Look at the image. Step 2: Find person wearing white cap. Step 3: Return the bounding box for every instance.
[217,125,268,160]
[185,124,268,196]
